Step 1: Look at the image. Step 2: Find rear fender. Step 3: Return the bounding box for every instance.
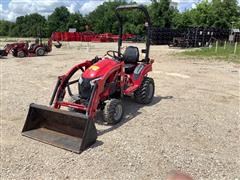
[125,63,152,94]
[132,63,151,82]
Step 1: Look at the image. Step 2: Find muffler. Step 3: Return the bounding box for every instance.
[22,103,97,153]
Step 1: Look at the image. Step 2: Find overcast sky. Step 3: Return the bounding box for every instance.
[0,0,239,21]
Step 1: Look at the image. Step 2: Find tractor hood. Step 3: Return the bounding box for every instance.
[82,58,119,79]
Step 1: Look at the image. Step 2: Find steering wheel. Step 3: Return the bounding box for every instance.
[106,50,124,61]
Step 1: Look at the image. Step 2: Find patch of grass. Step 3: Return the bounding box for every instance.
[181,44,240,63]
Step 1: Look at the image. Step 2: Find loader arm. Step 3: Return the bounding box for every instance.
[4,43,17,54]
[47,39,52,52]
[53,61,93,109]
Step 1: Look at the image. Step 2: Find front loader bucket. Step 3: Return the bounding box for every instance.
[54,44,62,48]
[22,103,97,153]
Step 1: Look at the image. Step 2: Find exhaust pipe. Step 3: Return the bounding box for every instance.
[22,103,97,153]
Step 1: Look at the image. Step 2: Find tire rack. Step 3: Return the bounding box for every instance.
[151,27,230,48]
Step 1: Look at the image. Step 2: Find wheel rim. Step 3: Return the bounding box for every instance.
[114,104,123,121]
[147,83,154,99]
[18,52,24,57]
[38,49,44,56]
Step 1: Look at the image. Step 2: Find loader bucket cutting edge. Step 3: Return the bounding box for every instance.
[22,103,97,153]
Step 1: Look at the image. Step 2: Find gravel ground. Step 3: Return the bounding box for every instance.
[1,42,239,179]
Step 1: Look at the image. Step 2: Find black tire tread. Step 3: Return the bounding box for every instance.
[36,47,45,56]
[103,99,123,124]
[134,77,155,104]
[17,51,25,58]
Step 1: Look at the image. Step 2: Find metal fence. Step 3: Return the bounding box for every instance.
[151,27,235,48]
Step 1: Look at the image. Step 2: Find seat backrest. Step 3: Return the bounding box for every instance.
[123,46,139,63]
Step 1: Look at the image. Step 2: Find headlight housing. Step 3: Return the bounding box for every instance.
[78,76,101,99]
[79,76,83,84]
[89,77,102,86]
[79,76,101,86]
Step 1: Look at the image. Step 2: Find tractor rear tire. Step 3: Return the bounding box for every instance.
[103,99,123,124]
[17,51,25,58]
[134,77,155,104]
[36,47,45,56]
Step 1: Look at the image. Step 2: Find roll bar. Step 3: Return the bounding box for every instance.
[115,4,152,62]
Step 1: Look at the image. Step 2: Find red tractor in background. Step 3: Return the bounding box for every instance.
[0,38,61,58]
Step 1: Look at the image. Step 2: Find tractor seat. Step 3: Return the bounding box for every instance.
[123,46,139,74]
[123,46,139,63]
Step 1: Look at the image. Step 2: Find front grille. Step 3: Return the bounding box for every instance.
[78,78,93,99]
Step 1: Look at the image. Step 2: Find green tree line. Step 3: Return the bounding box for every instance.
[0,0,239,37]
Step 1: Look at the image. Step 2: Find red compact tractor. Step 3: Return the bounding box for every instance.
[22,5,155,153]
[0,38,61,58]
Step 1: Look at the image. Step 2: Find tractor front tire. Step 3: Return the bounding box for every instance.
[103,99,123,124]
[17,51,25,58]
[36,47,45,56]
[134,77,155,104]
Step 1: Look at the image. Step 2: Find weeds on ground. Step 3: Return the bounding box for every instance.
[181,44,240,63]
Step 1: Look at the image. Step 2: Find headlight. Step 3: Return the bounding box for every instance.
[79,76,83,84]
[79,76,101,86]
[90,77,102,86]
